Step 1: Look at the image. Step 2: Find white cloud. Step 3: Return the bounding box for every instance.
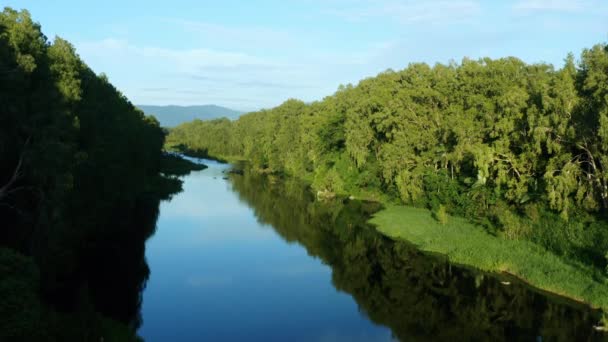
[512,0,587,13]
[74,37,322,108]
[324,0,480,24]
[163,18,292,48]
[78,38,272,73]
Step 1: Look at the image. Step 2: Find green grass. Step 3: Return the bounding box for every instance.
[370,205,608,310]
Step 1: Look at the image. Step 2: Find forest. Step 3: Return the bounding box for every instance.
[4,3,608,340]
[167,42,608,286]
[0,8,184,341]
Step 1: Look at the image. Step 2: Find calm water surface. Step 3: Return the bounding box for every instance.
[139,159,606,342]
[139,160,391,341]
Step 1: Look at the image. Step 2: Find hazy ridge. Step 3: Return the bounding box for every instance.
[138,104,243,127]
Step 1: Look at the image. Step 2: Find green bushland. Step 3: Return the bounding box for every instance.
[370,206,608,310]
[0,8,183,340]
[166,38,608,309]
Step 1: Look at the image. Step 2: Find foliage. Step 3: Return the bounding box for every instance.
[0,7,178,340]
[0,248,43,341]
[370,206,608,310]
[167,40,608,270]
[433,204,449,225]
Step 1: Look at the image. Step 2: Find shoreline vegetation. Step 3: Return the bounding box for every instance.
[160,152,208,176]
[369,206,608,312]
[166,39,608,320]
[191,152,608,317]
[230,168,607,340]
[167,144,232,163]
[195,150,608,326]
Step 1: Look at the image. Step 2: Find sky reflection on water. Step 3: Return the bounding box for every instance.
[139,161,393,342]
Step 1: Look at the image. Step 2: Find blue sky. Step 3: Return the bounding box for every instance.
[5,0,608,111]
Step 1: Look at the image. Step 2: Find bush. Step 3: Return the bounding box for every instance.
[0,249,44,341]
[493,204,531,240]
[312,166,345,194]
[433,204,449,225]
[423,170,463,211]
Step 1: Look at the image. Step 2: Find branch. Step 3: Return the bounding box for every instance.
[0,137,30,201]
[495,153,522,180]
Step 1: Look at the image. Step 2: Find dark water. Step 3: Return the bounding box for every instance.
[138,160,606,342]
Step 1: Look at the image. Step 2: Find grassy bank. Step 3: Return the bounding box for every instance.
[370,206,608,311]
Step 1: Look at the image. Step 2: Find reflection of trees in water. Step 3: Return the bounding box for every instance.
[0,190,163,340]
[82,195,161,329]
[230,170,606,342]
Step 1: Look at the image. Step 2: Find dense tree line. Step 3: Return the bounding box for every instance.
[0,8,180,340]
[229,169,606,341]
[168,43,608,270]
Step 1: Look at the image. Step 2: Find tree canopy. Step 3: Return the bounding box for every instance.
[168,42,608,270]
[0,8,179,340]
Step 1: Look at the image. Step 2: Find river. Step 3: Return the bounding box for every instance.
[138,159,606,341]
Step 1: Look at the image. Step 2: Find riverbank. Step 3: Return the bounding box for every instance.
[370,205,608,314]
[169,152,608,317]
[160,152,208,176]
[164,144,236,163]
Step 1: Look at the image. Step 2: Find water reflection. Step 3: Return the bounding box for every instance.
[140,162,391,341]
[140,161,607,341]
[229,169,607,342]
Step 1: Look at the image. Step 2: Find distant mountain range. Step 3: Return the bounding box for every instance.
[137,105,243,127]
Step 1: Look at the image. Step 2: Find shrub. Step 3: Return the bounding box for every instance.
[433,204,449,225]
[493,204,531,240]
